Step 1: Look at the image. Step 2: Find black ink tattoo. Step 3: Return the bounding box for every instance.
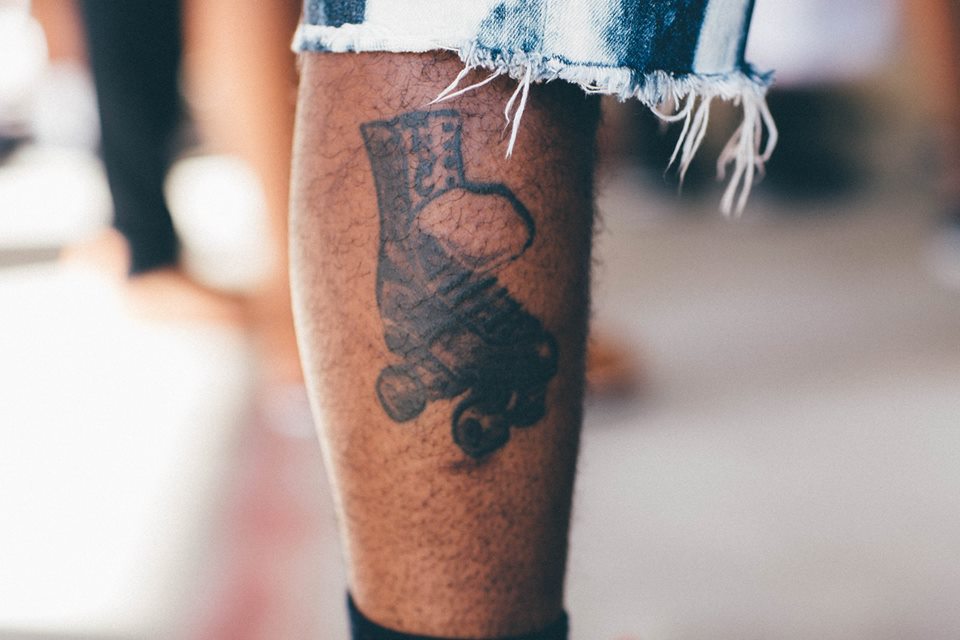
[360,109,557,459]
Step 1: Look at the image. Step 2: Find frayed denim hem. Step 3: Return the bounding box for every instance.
[293,25,776,215]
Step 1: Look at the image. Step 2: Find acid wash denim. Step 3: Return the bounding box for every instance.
[294,0,775,214]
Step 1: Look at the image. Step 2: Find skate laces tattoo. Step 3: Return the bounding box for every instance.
[361,109,557,459]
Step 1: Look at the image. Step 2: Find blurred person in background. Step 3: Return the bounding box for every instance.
[42,0,303,387]
[33,2,311,636]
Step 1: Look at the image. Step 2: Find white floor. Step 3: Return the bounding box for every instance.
[1,152,958,639]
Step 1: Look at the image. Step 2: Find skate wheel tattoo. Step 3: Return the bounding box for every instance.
[453,395,511,459]
[361,109,558,459]
[376,364,427,423]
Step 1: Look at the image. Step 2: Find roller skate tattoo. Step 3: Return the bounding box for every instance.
[360,109,558,459]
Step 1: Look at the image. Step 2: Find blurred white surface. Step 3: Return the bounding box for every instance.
[748,0,901,85]
[0,263,252,638]
[0,5,46,133]
[0,147,110,248]
[165,155,274,294]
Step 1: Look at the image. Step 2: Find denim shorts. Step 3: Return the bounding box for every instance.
[293,0,775,214]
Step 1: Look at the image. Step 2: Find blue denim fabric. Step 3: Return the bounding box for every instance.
[296,0,758,76]
[473,0,720,72]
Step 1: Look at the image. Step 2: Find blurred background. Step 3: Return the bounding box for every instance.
[1,0,959,638]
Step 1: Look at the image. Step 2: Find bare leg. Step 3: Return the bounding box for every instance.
[184,0,302,382]
[31,0,86,63]
[291,52,598,637]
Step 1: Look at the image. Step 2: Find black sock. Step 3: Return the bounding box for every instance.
[348,595,569,640]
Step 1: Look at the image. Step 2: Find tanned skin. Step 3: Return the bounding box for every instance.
[291,52,598,638]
